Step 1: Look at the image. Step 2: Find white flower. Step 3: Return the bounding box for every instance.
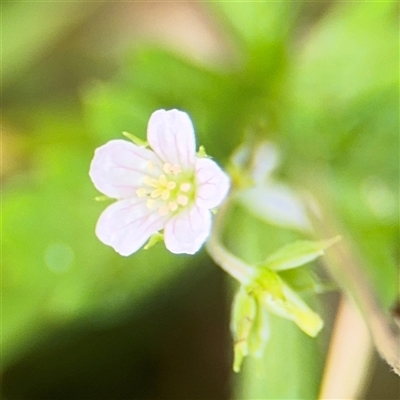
[233,142,311,232]
[89,109,230,256]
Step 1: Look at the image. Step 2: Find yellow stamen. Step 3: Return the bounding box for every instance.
[140,166,192,212]
[143,176,158,188]
[159,174,167,186]
[161,190,170,200]
[167,181,176,190]
[151,189,163,198]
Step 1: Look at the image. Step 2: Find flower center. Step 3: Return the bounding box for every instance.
[136,162,195,216]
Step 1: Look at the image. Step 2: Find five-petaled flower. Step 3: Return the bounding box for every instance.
[89,109,230,256]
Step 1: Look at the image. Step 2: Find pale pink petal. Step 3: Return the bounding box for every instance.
[147,109,196,170]
[89,139,162,199]
[164,206,211,254]
[195,158,230,209]
[96,198,167,256]
[238,184,311,232]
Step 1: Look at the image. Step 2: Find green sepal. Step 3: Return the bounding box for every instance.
[231,286,257,372]
[94,195,113,202]
[122,131,148,147]
[197,145,207,157]
[258,281,323,337]
[258,236,341,272]
[253,268,285,301]
[233,341,246,374]
[251,268,323,337]
[144,232,164,250]
[231,286,271,372]
[279,268,323,294]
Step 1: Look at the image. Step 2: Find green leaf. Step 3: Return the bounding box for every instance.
[211,2,297,48]
[292,2,398,110]
[259,236,341,272]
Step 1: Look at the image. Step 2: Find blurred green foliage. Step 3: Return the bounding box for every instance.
[2,1,398,399]
[285,2,399,307]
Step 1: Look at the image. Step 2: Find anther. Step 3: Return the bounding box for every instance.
[180,183,191,192]
[177,195,189,206]
[161,190,170,200]
[171,164,182,175]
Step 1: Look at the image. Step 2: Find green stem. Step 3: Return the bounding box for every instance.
[206,197,255,285]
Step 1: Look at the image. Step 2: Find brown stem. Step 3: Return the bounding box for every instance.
[310,203,400,376]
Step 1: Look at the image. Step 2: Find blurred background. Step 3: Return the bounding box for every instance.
[2,1,399,399]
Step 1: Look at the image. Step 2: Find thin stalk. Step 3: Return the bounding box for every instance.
[206,197,255,285]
